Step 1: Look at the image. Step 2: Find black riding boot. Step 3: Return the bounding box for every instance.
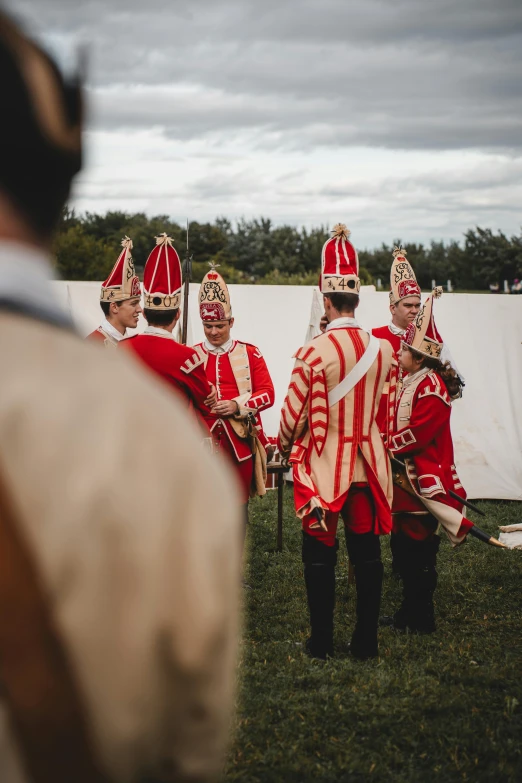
[394,535,440,633]
[346,533,383,660]
[390,532,403,580]
[302,533,338,660]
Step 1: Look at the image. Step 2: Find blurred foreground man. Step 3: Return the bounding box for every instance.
[278,225,393,660]
[86,236,142,347]
[0,12,241,783]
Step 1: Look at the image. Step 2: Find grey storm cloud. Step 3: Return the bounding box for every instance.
[7,0,522,153]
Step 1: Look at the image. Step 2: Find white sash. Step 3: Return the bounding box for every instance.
[328,334,380,407]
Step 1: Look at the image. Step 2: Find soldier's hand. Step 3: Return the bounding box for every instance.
[309,507,328,532]
[211,399,239,417]
[204,383,217,407]
[319,313,328,333]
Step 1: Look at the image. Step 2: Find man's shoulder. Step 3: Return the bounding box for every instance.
[417,370,451,406]
[127,335,204,373]
[235,341,264,360]
[293,336,328,369]
[179,344,205,374]
[85,328,105,342]
[372,325,401,350]
[0,314,218,487]
[371,325,391,339]
[1,314,188,422]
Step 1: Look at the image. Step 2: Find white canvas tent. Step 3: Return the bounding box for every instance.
[53,281,522,501]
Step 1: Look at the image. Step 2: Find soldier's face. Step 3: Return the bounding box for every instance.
[203,318,234,346]
[114,297,142,329]
[390,296,421,330]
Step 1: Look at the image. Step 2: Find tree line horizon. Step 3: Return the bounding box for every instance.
[54,208,522,291]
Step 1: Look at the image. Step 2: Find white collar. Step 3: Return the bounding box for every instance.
[204,337,234,354]
[0,239,72,327]
[101,317,126,342]
[326,316,361,331]
[142,324,175,340]
[389,321,406,336]
[402,367,430,387]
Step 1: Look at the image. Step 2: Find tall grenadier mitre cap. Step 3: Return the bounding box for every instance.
[389,246,421,305]
[100,236,141,302]
[199,263,232,321]
[403,287,444,359]
[320,223,360,294]
[143,233,182,310]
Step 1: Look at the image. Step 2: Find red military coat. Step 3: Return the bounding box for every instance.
[389,367,472,544]
[194,340,275,462]
[86,325,119,348]
[123,329,211,415]
[371,324,401,445]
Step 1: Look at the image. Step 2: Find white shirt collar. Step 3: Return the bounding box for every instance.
[101,317,126,342]
[142,324,175,340]
[204,337,234,354]
[402,366,430,387]
[389,321,406,336]
[0,239,72,327]
[326,316,361,331]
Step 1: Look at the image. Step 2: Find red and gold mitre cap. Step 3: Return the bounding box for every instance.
[403,287,444,359]
[143,233,182,310]
[198,263,232,321]
[100,236,141,302]
[389,246,421,305]
[320,223,360,294]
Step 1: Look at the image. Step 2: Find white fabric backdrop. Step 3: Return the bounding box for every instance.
[55,281,522,500]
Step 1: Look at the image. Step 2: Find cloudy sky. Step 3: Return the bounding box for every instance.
[7,0,522,249]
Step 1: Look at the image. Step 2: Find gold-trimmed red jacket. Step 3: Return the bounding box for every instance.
[194,340,274,461]
[389,367,471,544]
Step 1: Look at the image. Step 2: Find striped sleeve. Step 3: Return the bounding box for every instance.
[277,358,310,454]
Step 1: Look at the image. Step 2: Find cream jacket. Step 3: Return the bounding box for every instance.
[278,326,393,523]
[0,311,242,783]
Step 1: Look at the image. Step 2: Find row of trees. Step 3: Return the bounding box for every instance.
[53,209,522,290]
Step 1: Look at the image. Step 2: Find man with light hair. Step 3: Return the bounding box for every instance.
[0,11,241,782]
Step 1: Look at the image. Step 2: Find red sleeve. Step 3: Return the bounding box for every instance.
[244,346,275,413]
[183,361,212,415]
[389,393,450,455]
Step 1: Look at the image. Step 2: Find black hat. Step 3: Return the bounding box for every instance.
[0,11,83,237]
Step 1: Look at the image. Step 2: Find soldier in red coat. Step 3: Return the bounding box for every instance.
[86,236,142,347]
[372,246,421,442]
[278,225,393,660]
[123,234,213,420]
[388,289,469,633]
[194,265,275,507]
[372,247,421,575]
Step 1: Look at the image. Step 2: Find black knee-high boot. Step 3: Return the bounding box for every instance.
[302,533,338,660]
[346,532,383,659]
[394,535,440,633]
[390,532,403,579]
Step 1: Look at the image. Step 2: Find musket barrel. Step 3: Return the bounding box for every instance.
[181,220,191,345]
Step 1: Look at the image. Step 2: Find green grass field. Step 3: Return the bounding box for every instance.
[225,488,522,782]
